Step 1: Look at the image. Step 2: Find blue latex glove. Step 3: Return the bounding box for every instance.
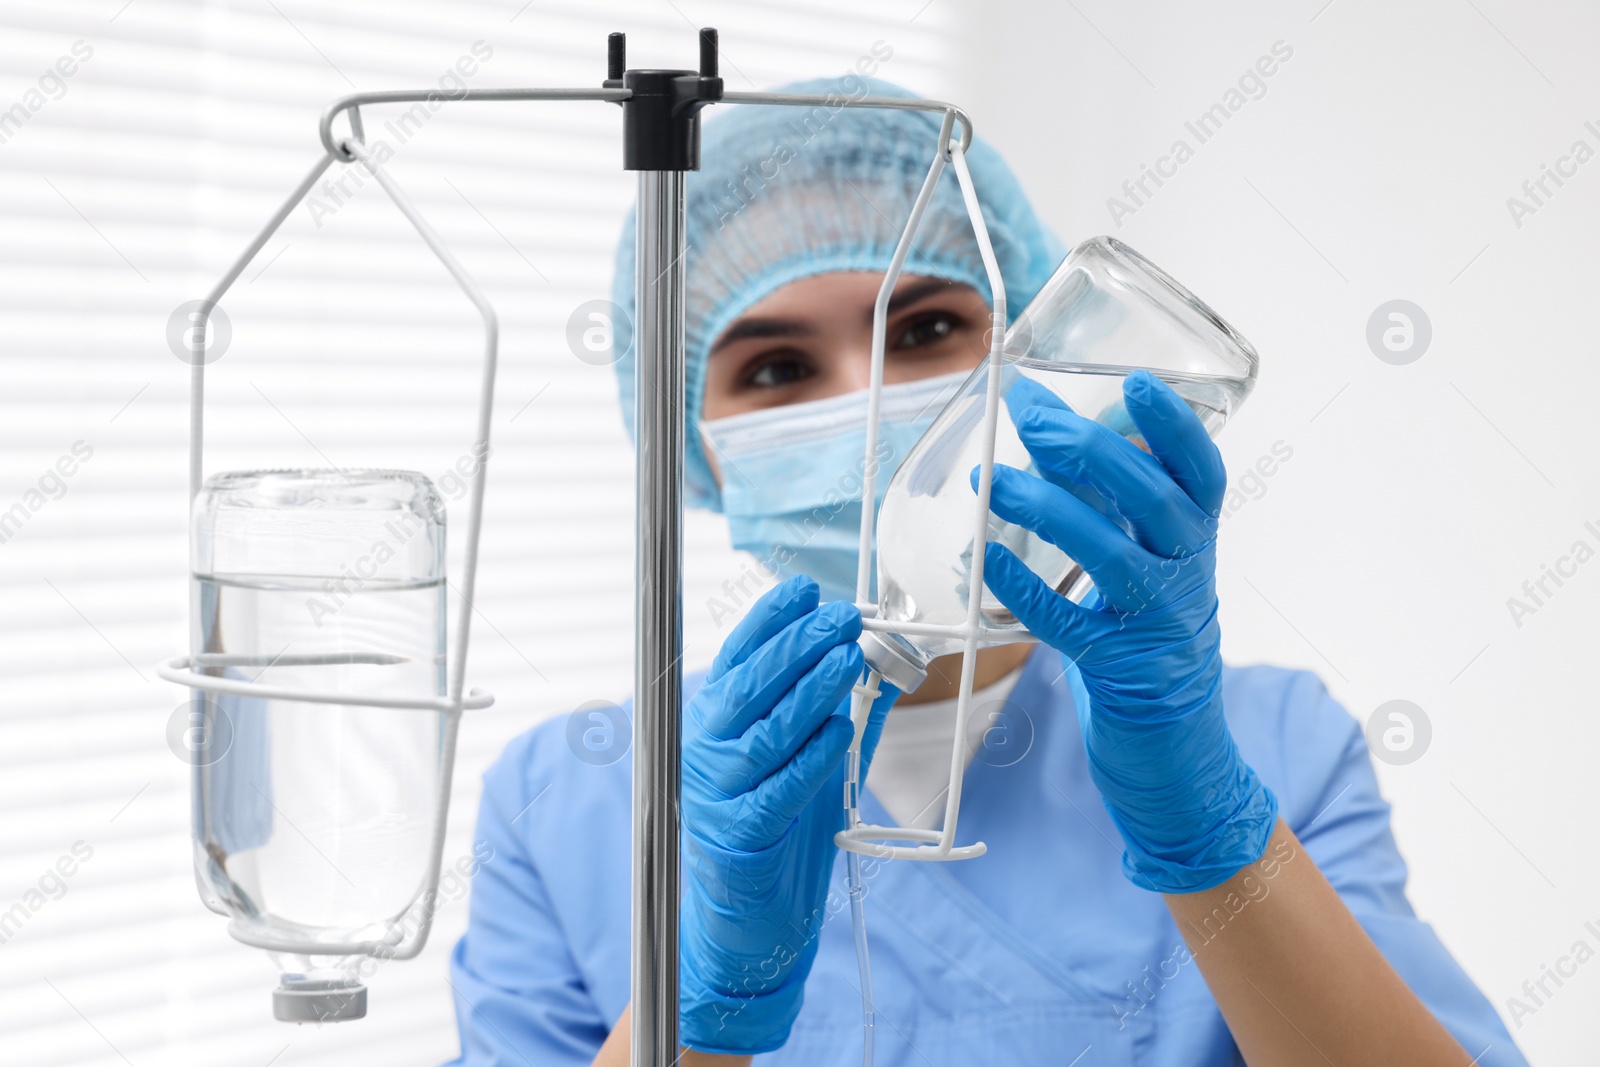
[972,369,1278,894]
[680,575,897,1054]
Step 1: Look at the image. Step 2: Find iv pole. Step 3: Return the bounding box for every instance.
[310,32,981,1064]
[611,31,721,1064]
[166,25,985,1060]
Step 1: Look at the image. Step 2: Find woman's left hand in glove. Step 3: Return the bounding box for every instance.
[972,369,1277,893]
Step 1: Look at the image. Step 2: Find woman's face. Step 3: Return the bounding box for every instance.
[701,271,995,426]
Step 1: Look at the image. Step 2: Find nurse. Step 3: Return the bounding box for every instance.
[447,78,1525,1066]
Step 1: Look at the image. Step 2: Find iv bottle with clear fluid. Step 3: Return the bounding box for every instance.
[190,468,447,1021]
[859,236,1260,693]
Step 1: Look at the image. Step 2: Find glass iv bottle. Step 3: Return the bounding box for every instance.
[190,468,447,1021]
[858,236,1260,692]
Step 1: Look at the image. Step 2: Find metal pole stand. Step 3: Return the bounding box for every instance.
[610,28,722,1067]
[165,23,1003,1058]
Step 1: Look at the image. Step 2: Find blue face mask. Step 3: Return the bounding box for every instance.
[700,371,971,606]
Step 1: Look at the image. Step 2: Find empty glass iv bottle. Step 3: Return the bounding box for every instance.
[190,469,447,1022]
[858,236,1260,693]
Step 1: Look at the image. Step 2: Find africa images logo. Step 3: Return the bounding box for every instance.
[1106,40,1294,228]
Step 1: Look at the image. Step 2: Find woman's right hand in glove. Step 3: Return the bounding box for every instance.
[678,575,897,1055]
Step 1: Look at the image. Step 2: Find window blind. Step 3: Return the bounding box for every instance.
[0,0,961,1062]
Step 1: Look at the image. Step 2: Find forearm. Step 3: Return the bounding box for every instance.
[1164,819,1471,1066]
[592,1005,752,1067]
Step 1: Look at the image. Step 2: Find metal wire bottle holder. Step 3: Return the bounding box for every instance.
[157,129,499,967]
[834,108,1011,865]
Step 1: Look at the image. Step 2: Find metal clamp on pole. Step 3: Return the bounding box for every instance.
[612,27,721,1067]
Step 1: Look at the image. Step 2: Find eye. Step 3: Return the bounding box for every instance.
[893,311,959,350]
[742,352,814,390]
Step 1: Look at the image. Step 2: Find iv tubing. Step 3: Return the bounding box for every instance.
[847,847,875,1067]
[845,669,882,1065]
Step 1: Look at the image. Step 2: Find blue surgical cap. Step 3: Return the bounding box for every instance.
[608,76,1067,511]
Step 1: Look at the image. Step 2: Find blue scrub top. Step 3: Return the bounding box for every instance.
[445,648,1524,1066]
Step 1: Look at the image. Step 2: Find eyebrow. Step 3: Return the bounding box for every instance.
[708,277,968,355]
[879,277,962,320]
[710,316,815,354]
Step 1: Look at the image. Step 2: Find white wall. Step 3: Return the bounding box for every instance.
[955,1,1600,1063]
